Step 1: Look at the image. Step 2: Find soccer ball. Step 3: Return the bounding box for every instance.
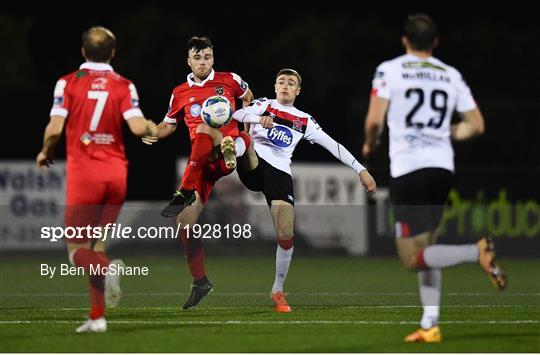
[200,95,233,128]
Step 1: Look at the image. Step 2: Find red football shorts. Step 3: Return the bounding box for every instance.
[65,179,127,244]
[183,158,234,204]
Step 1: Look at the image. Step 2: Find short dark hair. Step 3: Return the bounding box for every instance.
[276,68,302,86]
[82,26,116,62]
[404,14,438,51]
[187,36,213,55]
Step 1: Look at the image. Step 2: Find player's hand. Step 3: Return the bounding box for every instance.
[146,120,158,136]
[359,170,377,196]
[142,135,158,145]
[362,141,379,159]
[362,143,372,159]
[36,150,54,170]
[259,115,274,129]
[142,120,159,145]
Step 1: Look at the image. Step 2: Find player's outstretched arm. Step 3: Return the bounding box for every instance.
[127,117,158,137]
[36,115,66,169]
[362,96,389,159]
[141,121,176,145]
[451,108,485,141]
[311,129,376,195]
[359,170,377,196]
[232,107,274,129]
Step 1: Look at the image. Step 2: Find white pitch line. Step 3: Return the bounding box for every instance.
[23,304,539,311]
[2,292,539,297]
[0,320,537,325]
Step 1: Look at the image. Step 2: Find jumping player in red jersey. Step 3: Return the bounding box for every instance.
[36,26,157,333]
[142,36,265,309]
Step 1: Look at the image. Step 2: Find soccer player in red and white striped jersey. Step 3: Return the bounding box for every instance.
[36,26,157,333]
[233,69,377,312]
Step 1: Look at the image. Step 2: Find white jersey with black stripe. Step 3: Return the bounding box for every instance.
[233,98,366,176]
[235,98,322,175]
[371,54,477,178]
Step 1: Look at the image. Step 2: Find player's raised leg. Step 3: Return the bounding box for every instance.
[476,236,507,290]
[218,131,252,172]
[234,131,252,158]
[413,235,506,290]
[220,136,237,169]
[399,231,506,342]
[237,131,258,172]
[162,124,223,217]
[270,201,295,313]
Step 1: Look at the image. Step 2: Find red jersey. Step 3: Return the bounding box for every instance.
[50,62,143,183]
[164,70,249,141]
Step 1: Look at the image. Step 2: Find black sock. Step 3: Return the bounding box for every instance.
[194,276,209,286]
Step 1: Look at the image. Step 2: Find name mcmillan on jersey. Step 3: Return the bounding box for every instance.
[40,263,149,278]
[372,53,477,178]
[402,72,450,82]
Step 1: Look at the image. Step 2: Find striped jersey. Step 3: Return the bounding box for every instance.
[236,98,323,174]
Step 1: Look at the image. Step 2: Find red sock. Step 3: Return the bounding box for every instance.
[180,228,206,280]
[416,249,429,270]
[181,133,214,191]
[96,251,108,263]
[216,158,235,176]
[72,248,109,319]
[278,237,294,250]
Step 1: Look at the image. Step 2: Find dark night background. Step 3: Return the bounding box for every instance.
[2,1,539,200]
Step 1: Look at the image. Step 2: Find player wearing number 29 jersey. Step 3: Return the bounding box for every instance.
[372,53,476,178]
[362,14,505,343]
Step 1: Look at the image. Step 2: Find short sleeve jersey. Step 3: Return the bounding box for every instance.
[371,54,477,178]
[50,62,144,182]
[164,70,249,141]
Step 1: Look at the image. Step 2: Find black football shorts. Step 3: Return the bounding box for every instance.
[237,155,295,206]
[390,167,453,237]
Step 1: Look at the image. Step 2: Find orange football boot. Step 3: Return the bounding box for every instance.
[404,326,442,343]
[477,236,507,290]
[271,291,292,313]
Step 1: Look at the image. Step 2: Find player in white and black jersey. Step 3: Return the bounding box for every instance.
[233,68,377,313]
[362,14,507,343]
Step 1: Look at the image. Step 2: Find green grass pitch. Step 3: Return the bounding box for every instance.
[1,256,539,352]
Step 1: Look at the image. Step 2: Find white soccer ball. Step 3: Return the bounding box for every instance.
[200,95,233,128]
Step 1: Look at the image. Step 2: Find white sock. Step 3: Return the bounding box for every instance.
[235,137,246,157]
[271,245,294,293]
[423,244,478,269]
[418,269,442,329]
